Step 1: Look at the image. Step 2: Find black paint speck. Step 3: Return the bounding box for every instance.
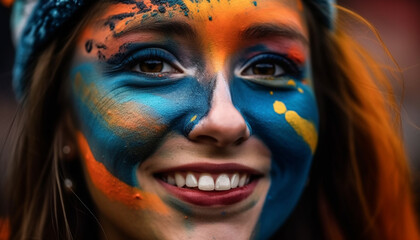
[85,40,93,53]
[118,0,137,4]
[158,5,166,13]
[104,13,135,31]
[98,51,106,61]
[96,43,107,49]
[208,16,212,21]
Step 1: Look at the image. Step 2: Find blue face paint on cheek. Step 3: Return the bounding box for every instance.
[70,62,211,186]
[231,72,319,239]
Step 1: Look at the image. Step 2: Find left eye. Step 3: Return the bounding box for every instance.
[242,61,285,77]
[240,54,299,80]
[132,59,181,74]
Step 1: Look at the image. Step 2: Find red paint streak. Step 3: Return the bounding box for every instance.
[287,44,306,64]
[76,132,169,215]
[160,180,259,206]
[0,218,9,240]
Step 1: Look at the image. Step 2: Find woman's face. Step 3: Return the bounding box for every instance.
[69,0,318,239]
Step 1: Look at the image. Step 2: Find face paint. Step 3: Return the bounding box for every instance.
[70,0,317,239]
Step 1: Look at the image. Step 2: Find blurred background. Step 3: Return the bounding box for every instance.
[1,0,420,214]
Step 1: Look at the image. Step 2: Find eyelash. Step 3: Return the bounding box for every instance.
[241,54,300,78]
[123,48,183,75]
[110,48,301,86]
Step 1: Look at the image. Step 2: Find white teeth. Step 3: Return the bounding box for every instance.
[175,173,185,187]
[186,172,198,187]
[215,174,231,191]
[167,175,176,186]
[238,174,247,187]
[198,174,215,191]
[230,173,239,188]
[163,172,252,190]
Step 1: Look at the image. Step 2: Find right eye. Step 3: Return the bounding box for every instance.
[126,48,184,76]
[241,61,286,77]
[132,59,180,74]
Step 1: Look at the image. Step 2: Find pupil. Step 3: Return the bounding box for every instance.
[140,59,163,72]
[252,63,275,75]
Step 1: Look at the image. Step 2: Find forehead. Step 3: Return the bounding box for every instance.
[76,0,308,69]
[83,0,306,38]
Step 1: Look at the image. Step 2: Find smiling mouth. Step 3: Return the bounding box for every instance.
[154,163,262,206]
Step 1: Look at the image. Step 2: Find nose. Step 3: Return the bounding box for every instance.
[188,73,250,147]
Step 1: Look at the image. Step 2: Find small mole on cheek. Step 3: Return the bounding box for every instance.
[85,40,93,53]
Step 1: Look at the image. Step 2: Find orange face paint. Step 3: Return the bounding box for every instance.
[74,72,167,139]
[77,131,169,214]
[0,218,9,240]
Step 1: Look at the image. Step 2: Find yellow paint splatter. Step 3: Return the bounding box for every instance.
[285,111,318,153]
[298,88,304,93]
[287,80,296,87]
[273,100,287,114]
[270,91,273,95]
[273,100,318,153]
[190,115,197,122]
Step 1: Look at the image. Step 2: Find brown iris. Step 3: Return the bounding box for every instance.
[139,59,163,73]
[252,63,275,75]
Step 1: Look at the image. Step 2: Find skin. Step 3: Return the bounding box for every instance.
[69,0,318,239]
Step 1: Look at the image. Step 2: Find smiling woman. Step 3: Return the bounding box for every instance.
[1,0,419,239]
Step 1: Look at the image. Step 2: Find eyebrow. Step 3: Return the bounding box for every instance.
[114,20,197,40]
[114,20,308,45]
[240,23,308,45]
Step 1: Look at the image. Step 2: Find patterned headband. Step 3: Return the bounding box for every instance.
[10,0,335,99]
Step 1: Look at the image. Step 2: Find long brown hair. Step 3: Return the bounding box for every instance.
[275,5,419,240]
[2,2,419,240]
[4,2,111,239]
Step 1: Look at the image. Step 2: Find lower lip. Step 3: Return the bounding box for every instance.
[159,180,259,206]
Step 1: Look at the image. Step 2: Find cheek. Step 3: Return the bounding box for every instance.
[231,77,318,238]
[76,132,170,213]
[70,62,211,186]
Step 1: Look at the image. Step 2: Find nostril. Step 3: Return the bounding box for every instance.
[234,137,246,146]
[194,135,218,145]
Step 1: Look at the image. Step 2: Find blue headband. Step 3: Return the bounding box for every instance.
[11,0,335,99]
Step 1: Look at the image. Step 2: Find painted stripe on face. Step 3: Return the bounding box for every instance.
[70,62,211,186]
[230,72,318,239]
[74,71,167,138]
[77,131,170,213]
[273,100,317,153]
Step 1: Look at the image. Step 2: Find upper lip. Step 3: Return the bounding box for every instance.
[153,162,264,175]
